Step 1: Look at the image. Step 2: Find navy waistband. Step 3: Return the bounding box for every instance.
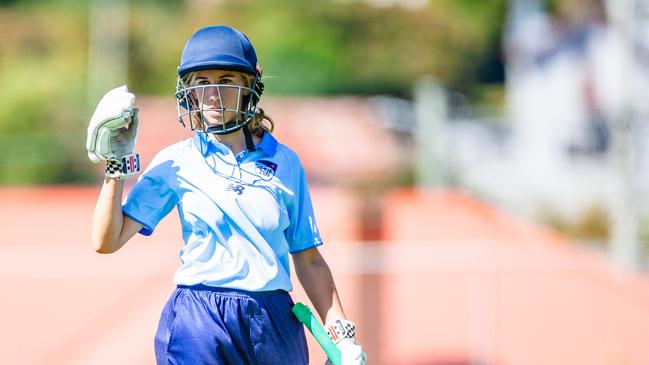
[177,284,288,298]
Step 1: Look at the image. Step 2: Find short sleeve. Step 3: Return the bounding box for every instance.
[122,151,179,236]
[285,163,323,253]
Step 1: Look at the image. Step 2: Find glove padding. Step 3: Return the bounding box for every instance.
[324,319,367,365]
[324,338,367,365]
[87,85,139,163]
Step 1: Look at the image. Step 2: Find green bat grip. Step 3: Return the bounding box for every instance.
[292,302,342,365]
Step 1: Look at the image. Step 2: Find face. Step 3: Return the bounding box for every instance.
[189,69,250,128]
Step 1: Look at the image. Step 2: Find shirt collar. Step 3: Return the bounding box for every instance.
[194,131,278,157]
[257,131,278,156]
[194,133,228,157]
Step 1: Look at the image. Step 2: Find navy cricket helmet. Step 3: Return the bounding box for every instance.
[178,25,258,77]
[175,25,264,135]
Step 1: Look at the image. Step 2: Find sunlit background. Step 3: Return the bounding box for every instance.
[1,0,649,364]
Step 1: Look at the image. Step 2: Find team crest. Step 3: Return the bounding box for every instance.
[255,160,277,179]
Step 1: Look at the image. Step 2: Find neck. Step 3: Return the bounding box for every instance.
[209,129,248,155]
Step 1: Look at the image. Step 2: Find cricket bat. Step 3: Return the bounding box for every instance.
[292,302,342,365]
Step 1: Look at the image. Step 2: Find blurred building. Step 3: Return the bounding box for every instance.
[400,0,649,259]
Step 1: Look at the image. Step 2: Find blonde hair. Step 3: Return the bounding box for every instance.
[248,106,275,137]
[180,71,274,137]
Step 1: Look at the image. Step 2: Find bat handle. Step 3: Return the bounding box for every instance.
[292,302,342,365]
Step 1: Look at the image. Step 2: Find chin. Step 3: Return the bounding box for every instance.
[203,115,224,124]
[205,122,224,129]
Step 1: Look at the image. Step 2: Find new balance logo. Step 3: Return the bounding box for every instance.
[225,183,245,195]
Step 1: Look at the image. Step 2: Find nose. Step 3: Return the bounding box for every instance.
[202,87,221,107]
[207,87,219,100]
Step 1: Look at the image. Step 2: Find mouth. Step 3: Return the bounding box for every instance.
[203,108,224,116]
[201,109,227,125]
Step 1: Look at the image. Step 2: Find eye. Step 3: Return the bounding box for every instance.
[197,79,211,86]
[218,78,234,85]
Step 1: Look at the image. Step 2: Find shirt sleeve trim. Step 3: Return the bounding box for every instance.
[122,209,154,236]
[289,238,323,254]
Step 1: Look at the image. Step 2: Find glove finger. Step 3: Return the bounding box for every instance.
[101,85,135,108]
[125,108,140,137]
[88,115,128,155]
[87,150,102,163]
[96,127,116,160]
[103,104,137,132]
[91,86,135,129]
[111,111,138,143]
[103,114,131,130]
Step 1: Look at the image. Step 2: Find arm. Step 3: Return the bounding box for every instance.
[293,247,367,365]
[92,177,143,253]
[87,85,143,253]
[292,247,346,324]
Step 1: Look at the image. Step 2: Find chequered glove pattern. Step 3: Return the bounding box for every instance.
[105,153,140,180]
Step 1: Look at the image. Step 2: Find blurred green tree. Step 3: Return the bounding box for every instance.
[131,0,507,97]
[0,0,506,184]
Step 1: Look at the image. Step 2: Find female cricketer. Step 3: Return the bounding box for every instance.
[87,25,367,365]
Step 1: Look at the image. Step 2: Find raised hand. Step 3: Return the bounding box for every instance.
[86,85,141,179]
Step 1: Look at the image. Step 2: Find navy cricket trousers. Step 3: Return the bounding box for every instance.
[154,284,309,365]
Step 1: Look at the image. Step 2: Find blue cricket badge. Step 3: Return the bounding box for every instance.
[255,160,277,179]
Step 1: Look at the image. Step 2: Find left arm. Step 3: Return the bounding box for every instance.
[292,247,346,324]
[292,247,368,364]
[287,161,366,364]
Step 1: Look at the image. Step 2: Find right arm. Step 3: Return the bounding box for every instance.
[87,85,142,253]
[92,177,143,253]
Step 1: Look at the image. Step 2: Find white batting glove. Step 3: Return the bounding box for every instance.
[86,85,141,179]
[324,319,367,365]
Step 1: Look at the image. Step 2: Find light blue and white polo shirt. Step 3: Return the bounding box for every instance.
[122,132,323,292]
